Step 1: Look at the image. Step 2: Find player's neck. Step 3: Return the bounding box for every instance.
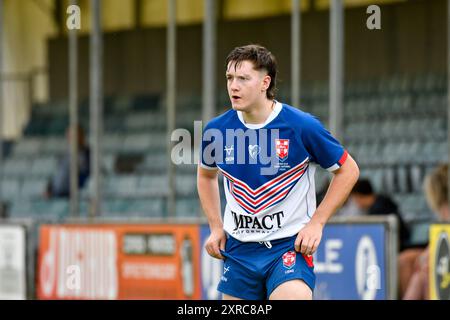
[241,98,275,124]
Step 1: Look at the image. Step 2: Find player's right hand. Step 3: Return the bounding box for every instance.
[205,229,226,260]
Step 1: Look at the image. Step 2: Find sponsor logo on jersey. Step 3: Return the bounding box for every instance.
[230,211,284,235]
[282,251,296,269]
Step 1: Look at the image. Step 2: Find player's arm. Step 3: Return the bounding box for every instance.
[197,165,226,259]
[311,153,359,225]
[296,153,360,255]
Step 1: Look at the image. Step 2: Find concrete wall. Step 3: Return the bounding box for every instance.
[2,0,57,139]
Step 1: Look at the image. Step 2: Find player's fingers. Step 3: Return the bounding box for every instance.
[219,236,226,252]
[310,238,320,255]
[215,241,225,260]
[300,237,310,254]
[219,239,226,259]
[304,237,313,256]
[305,239,316,256]
[206,241,220,259]
[205,243,213,257]
[295,234,303,252]
[211,242,222,259]
[205,243,214,257]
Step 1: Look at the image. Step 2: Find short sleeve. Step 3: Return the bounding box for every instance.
[199,121,218,170]
[301,115,348,172]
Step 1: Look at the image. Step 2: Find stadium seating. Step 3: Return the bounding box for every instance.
[0,73,446,235]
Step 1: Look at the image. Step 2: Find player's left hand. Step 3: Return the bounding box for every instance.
[295,220,323,256]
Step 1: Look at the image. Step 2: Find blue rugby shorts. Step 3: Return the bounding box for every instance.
[217,233,315,300]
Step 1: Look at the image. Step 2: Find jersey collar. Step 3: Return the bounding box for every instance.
[237,101,283,129]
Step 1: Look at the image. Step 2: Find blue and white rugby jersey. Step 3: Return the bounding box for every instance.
[200,101,348,242]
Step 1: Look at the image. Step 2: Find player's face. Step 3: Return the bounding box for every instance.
[226,60,269,112]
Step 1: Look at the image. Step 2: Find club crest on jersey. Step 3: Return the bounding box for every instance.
[275,139,289,161]
[282,251,296,269]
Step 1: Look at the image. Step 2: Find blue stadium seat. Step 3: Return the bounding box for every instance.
[20,178,47,199]
[139,175,170,197]
[103,199,129,215]
[124,112,160,131]
[1,178,21,201]
[102,135,124,153]
[123,133,152,153]
[148,132,167,151]
[2,158,30,177]
[176,197,201,218]
[41,137,66,155]
[112,95,133,113]
[30,156,58,177]
[176,174,197,196]
[137,153,168,172]
[105,175,139,197]
[125,198,165,217]
[12,138,43,157]
[8,200,66,221]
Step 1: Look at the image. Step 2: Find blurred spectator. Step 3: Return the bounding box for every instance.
[0,202,6,219]
[400,164,449,300]
[335,197,361,218]
[350,179,411,251]
[318,178,360,218]
[45,125,90,198]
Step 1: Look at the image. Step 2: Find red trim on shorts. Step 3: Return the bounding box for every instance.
[302,254,314,268]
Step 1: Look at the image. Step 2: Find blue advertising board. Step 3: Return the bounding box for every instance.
[199,223,388,300]
[313,224,387,300]
[199,225,223,300]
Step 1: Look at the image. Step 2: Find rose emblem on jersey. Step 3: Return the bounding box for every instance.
[248,144,261,160]
[275,139,289,161]
[282,251,296,269]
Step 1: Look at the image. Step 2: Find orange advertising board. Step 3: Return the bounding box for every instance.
[37,224,201,300]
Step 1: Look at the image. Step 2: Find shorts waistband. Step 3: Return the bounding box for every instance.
[226,233,297,246]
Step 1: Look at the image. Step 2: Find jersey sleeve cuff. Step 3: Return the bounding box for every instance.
[325,149,348,172]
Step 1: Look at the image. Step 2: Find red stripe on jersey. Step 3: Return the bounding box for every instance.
[338,150,348,166]
[220,159,308,197]
[231,167,306,207]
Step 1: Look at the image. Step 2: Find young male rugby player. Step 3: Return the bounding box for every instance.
[197,44,359,300]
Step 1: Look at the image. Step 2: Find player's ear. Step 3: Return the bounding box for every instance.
[262,74,271,91]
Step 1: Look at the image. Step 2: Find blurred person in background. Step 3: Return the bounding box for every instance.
[318,178,360,218]
[350,178,411,251]
[400,164,449,300]
[44,125,90,198]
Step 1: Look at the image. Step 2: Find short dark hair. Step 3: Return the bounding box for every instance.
[225,44,278,100]
[351,179,374,196]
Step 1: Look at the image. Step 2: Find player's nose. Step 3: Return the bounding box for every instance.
[229,79,240,92]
